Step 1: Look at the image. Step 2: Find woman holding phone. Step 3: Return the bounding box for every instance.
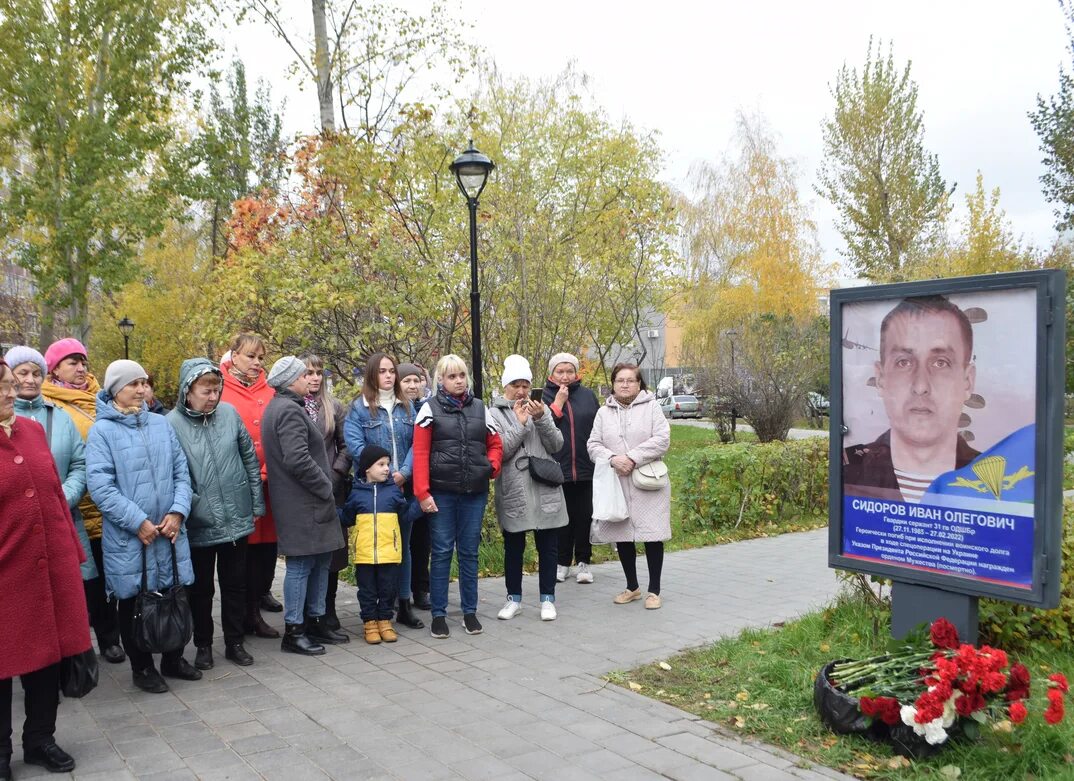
[488,356,567,621]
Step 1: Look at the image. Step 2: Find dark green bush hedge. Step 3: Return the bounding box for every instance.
[676,437,828,530]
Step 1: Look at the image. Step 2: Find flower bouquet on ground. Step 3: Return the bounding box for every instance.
[814,618,1069,759]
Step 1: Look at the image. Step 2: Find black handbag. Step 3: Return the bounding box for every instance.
[516,453,565,487]
[59,648,99,698]
[132,542,193,654]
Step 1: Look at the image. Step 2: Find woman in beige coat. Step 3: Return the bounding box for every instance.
[587,363,671,609]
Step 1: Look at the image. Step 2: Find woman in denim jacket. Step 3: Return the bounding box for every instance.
[343,353,423,629]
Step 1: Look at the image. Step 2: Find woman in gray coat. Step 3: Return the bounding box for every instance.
[489,356,567,622]
[167,358,265,671]
[260,357,346,656]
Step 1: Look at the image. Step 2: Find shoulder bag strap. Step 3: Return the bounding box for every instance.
[170,540,180,587]
[45,405,54,447]
[141,545,149,594]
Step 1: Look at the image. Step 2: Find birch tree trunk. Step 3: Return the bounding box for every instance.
[312,0,335,132]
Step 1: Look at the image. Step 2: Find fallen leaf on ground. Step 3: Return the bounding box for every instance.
[733,716,746,728]
[939,766,962,780]
[703,692,712,699]
[735,691,750,701]
[991,720,1013,733]
[658,661,672,671]
[819,643,831,652]
[750,703,769,710]
[628,681,642,691]
[888,756,911,769]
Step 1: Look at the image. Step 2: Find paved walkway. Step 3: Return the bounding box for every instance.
[17,529,857,781]
[671,421,829,441]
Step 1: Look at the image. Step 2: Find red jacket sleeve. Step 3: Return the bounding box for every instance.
[413,422,432,502]
[486,431,503,479]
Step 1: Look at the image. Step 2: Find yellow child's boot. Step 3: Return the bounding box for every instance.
[363,620,382,644]
[377,620,398,642]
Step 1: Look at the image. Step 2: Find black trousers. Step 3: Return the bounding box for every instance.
[0,663,60,756]
[616,541,664,595]
[557,481,593,567]
[190,538,248,647]
[245,542,278,611]
[83,537,119,647]
[355,564,399,621]
[409,513,430,594]
[117,598,183,674]
[503,528,558,598]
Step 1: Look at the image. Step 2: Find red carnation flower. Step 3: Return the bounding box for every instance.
[1048,673,1070,693]
[930,618,960,650]
[981,671,1008,694]
[1009,701,1028,724]
[859,696,878,716]
[1007,663,1031,701]
[1044,701,1065,725]
[874,697,902,726]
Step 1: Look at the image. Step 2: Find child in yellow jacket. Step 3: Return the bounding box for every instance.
[342,445,407,644]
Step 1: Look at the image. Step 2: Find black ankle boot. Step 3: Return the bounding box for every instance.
[396,598,424,629]
[306,615,349,644]
[281,623,325,656]
[413,591,431,610]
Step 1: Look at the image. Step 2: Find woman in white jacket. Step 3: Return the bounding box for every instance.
[587,363,671,609]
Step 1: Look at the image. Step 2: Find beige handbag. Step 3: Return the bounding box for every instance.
[631,459,668,491]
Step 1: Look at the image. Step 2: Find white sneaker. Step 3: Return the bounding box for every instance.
[497,599,522,620]
[556,565,569,582]
[576,563,594,584]
[541,601,557,621]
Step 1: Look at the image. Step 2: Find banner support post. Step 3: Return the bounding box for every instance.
[891,581,979,642]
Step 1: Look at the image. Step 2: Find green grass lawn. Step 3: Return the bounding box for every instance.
[616,596,1074,780]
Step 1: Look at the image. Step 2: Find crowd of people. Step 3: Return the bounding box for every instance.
[0,334,672,778]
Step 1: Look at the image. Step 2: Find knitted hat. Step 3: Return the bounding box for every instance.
[3,346,47,376]
[103,359,149,398]
[267,355,306,389]
[357,444,391,478]
[547,352,579,375]
[397,363,422,381]
[501,354,533,388]
[44,338,88,373]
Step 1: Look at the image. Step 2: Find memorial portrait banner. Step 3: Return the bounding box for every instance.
[828,271,1065,608]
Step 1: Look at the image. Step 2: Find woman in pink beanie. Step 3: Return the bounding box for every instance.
[40,338,125,666]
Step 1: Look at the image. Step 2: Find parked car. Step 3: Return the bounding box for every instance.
[807,391,830,417]
[660,394,701,419]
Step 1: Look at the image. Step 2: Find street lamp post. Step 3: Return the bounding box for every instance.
[725,328,739,427]
[117,316,135,360]
[449,141,495,399]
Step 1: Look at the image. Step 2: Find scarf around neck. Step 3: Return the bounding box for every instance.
[303,394,320,421]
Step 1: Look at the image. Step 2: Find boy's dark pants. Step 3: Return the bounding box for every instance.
[355,564,399,621]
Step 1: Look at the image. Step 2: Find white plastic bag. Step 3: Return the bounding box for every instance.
[592,458,629,522]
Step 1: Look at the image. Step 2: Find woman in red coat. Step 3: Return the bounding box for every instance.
[0,359,92,778]
[220,333,281,639]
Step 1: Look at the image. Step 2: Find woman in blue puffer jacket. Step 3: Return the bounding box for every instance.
[343,352,422,630]
[86,360,196,695]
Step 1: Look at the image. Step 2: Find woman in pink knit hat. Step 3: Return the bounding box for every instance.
[40,338,125,666]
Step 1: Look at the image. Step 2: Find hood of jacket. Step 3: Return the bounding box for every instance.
[605,389,656,409]
[176,358,223,420]
[94,390,149,426]
[491,396,519,411]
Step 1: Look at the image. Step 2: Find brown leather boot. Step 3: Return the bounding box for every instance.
[376,620,397,643]
[249,608,280,639]
[363,620,382,644]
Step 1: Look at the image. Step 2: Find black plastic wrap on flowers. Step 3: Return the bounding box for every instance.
[887,723,948,760]
[814,660,879,736]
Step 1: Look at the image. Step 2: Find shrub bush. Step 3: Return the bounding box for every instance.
[979,500,1074,650]
[676,437,828,530]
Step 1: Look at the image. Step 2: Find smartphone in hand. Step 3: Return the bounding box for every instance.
[530,388,544,403]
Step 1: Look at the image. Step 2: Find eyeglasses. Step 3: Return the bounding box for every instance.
[0,381,17,395]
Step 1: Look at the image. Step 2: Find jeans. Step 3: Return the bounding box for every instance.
[557,481,593,567]
[0,663,59,755]
[396,513,414,600]
[429,490,488,618]
[356,564,399,621]
[283,552,332,625]
[617,541,665,594]
[189,538,248,647]
[410,510,430,594]
[503,528,558,601]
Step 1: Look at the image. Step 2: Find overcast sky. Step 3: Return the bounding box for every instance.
[229,1,1071,272]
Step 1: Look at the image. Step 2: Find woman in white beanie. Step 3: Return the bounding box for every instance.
[85,360,198,693]
[488,356,568,621]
